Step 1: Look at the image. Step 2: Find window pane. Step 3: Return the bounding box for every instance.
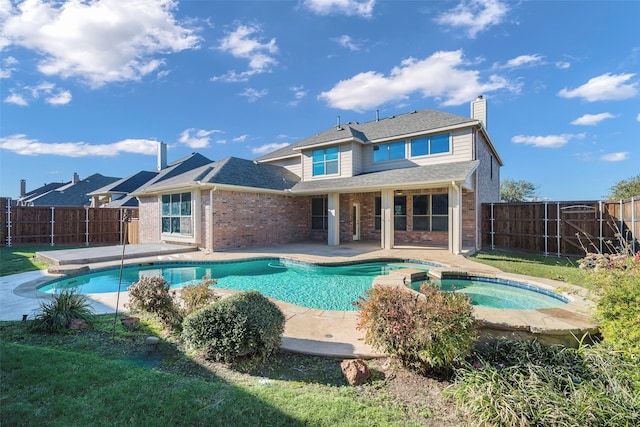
[180,217,192,235]
[171,194,180,215]
[325,147,339,160]
[162,217,171,233]
[326,160,338,174]
[432,216,448,232]
[373,145,386,163]
[394,196,406,215]
[432,194,448,214]
[412,195,429,215]
[311,198,325,215]
[374,216,381,230]
[181,192,191,215]
[394,217,406,231]
[374,197,381,215]
[411,137,429,157]
[312,162,325,176]
[312,149,324,162]
[311,217,325,230]
[388,142,405,160]
[171,217,181,233]
[413,216,429,231]
[161,195,170,215]
[430,133,450,154]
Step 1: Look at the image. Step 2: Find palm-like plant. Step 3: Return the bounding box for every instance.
[29,288,95,332]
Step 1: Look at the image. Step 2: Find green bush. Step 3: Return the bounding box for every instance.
[448,339,640,427]
[584,254,640,354]
[179,276,220,315]
[29,288,95,332]
[127,276,182,330]
[356,283,476,373]
[182,290,285,362]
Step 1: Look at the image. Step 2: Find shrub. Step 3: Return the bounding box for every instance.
[356,283,476,373]
[448,339,640,427]
[182,290,285,363]
[29,288,94,332]
[127,276,182,330]
[179,276,220,315]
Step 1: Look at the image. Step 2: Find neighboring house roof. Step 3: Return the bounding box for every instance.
[88,153,213,206]
[256,109,479,162]
[137,157,300,195]
[18,182,68,204]
[24,173,121,206]
[290,161,480,195]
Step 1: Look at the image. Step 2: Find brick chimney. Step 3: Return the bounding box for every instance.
[471,95,487,129]
[72,172,80,184]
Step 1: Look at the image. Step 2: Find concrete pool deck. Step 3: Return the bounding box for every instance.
[1,242,599,358]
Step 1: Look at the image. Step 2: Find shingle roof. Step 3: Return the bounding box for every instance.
[256,109,477,161]
[290,160,479,194]
[140,157,300,193]
[25,173,121,206]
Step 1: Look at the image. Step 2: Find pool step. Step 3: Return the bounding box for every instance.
[390,268,428,283]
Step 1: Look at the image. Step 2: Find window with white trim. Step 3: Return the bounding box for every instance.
[311,197,328,230]
[410,133,450,157]
[373,141,405,162]
[161,192,193,235]
[312,147,339,176]
[412,194,448,231]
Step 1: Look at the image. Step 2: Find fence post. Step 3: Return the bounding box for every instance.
[598,200,603,254]
[490,203,495,250]
[5,198,12,247]
[119,208,123,245]
[632,197,636,254]
[85,206,89,246]
[543,201,548,256]
[556,202,560,257]
[50,206,55,246]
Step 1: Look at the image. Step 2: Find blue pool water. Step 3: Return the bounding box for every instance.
[38,259,567,311]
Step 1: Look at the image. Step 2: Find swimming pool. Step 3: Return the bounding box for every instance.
[38,259,567,311]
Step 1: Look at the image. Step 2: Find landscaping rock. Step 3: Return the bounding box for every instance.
[67,318,88,330]
[145,336,160,345]
[340,359,370,386]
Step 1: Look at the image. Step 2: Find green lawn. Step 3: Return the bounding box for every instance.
[0,245,87,277]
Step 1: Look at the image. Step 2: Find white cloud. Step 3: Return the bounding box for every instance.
[504,54,543,68]
[303,0,376,18]
[288,85,308,106]
[1,0,200,87]
[3,81,71,106]
[332,35,362,51]
[600,152,629,162]
[319,50,515,111]
[252,142,290,155]
[435,0,509,39]
[0,55,18,78]
[636,113,640,122]
[571,113,615,126]
[0,134,158,157]
[558,73,638,101]
[232,134,248,142]
[239,87,268,102]
[178,128,222,149]
[556,61,570,70]
[511,133,586,148]
[213,24,278,82]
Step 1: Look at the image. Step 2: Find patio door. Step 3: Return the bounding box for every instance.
[352,203,360,241]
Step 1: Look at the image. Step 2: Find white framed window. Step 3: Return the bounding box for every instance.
[161,192,193,236]
[312,147,339,176]
[373,141,405,163]
[410,133,450,157]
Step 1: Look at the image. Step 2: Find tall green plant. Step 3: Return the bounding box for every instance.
[29,288,95,332]
[126,276,182,330]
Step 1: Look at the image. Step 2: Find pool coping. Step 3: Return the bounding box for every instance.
[3,243,599,357]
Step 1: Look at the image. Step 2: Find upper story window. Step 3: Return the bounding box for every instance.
[312,147,339,176]
[373,141,405,163]
[161,192,192,236]
[410,133,450,157]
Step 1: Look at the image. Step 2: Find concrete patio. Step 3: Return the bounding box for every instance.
[1,242,599,358]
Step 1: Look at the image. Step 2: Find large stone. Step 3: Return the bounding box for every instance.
[340,359,370,386]
[67,318,88,330]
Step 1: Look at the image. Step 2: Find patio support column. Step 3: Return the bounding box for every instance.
[327,192,340,246]
[449,182,462,254]
[380,189,394,249]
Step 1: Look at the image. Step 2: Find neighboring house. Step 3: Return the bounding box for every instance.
[88,145,212,208]
[134,96,502,254]
[17,173,120,207]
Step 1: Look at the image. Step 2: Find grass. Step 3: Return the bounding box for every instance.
[0,245,85,277]
[0,315,440,426]
[468,249,589,288]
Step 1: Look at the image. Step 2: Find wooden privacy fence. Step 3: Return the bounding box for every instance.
[1,198,139,247]
[482,198,639,257]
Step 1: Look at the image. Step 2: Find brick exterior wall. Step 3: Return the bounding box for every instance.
[210,190,311,250]
[474,131,501,249]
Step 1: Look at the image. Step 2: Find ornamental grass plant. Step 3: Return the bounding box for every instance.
[29,288,95,332]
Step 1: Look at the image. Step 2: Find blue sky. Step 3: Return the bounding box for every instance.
[1,0,638,201]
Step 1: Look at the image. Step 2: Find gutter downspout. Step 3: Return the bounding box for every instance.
[209,186,216,252]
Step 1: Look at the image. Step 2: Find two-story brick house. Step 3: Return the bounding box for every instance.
[134,96,501,254]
